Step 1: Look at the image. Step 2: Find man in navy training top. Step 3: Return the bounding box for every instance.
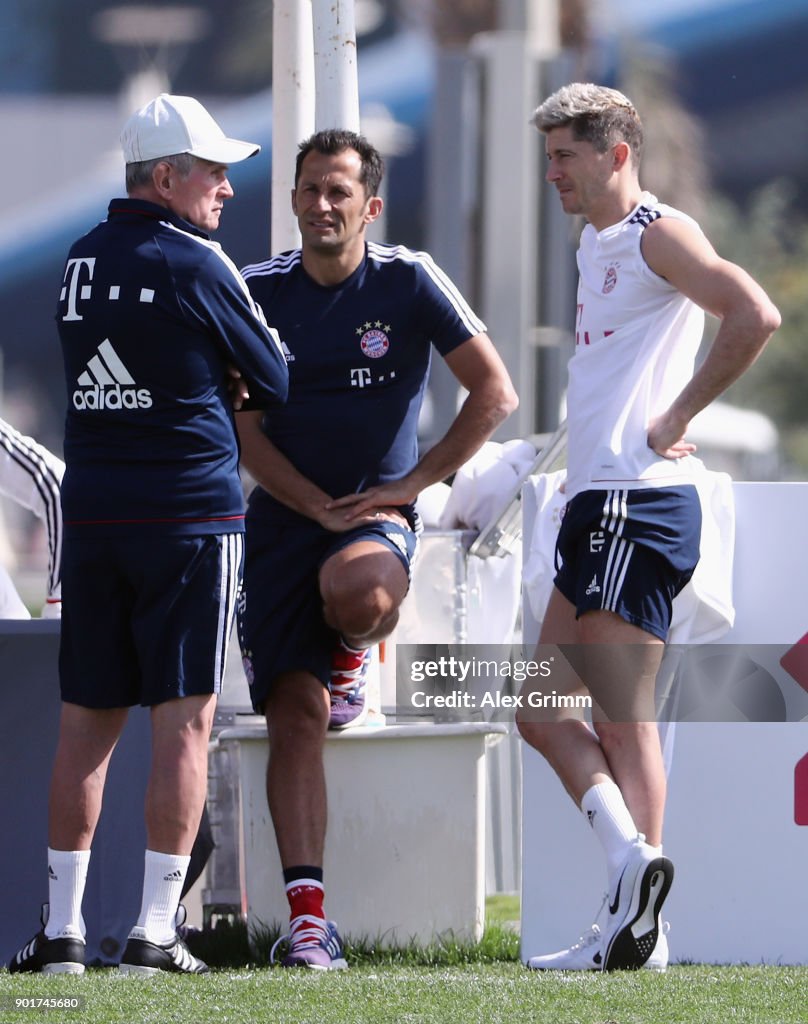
[8,93,288,977]
[237,129,518,969]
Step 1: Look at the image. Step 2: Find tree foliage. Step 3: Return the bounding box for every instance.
[706,181,808,471]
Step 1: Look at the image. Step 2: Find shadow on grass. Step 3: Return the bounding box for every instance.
[185,917,520,969]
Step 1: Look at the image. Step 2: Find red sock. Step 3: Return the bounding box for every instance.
[285,878,325,921]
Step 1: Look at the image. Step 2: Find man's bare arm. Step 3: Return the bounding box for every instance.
[642,218,781,457]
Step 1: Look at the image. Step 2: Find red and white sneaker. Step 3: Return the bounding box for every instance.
[328,638,371,730]
[270,915,348,970]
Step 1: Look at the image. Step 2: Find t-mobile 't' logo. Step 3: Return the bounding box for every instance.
[350,367,372,388]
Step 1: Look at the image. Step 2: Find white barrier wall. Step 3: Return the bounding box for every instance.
[521,482,808,965]
[220,721,506,947]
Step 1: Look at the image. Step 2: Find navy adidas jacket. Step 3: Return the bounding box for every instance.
[57,199,288,536]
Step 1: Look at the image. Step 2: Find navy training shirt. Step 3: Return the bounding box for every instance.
[58,199,289,536]
[241,241,487,524]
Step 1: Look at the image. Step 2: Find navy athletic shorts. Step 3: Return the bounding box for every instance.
[238,509,420,712]
[60,532,243,708]
[554,486,702,642]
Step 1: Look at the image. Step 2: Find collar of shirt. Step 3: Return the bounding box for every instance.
[106,198,210,240]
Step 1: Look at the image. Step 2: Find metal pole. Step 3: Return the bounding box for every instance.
[501,0,558,47]
[472,29,543,438]
[424,51,481,444]
[470,0,560,436]
[311,0,360,131]
[535,50,579,432]
[271,0,315,254]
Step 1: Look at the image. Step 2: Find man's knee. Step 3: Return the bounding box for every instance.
[594,718,660,752]
[319,541,408,636]
[322,576,401,638]
[516,709,560,754]
[149,695,216,776]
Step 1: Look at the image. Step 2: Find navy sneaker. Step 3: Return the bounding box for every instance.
[119,904,208,976]
[270,915,348,970]
[601,837,674,971]
[328,639,371,730]
[8,904,85,975]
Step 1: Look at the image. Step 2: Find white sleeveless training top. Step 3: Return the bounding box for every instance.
[565,193,706,499]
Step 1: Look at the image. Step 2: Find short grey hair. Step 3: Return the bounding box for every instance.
[125,151,196,192]
[531,83,644,165]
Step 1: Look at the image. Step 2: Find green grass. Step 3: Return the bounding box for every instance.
[186,915,521,968]
[482,891,520,929]
[1,963,806,1024]
[1,912,805,1024]
[0,900,802,1023]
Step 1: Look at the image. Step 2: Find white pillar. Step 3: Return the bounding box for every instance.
[470,1,560,436]
[271,0,316,254]
[471,32,542,438]
[311,0,360,131]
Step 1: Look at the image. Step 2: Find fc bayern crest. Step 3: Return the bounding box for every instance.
[602,264,619,294]
[360,328,390,358]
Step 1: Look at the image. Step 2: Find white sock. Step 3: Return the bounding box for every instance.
[135,850,190,944]
[45,848,90,939]
[580,781,640,880]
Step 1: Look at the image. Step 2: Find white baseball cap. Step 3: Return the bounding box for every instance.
[120,93,260,165]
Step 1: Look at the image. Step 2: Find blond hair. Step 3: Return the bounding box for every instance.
[531,83,643,165]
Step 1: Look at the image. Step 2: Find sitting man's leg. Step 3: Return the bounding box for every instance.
[239,522,358,967]
[263,672,347,970]
[319,511,415,729]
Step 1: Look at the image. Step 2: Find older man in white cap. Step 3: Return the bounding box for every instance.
[8,95,288,976]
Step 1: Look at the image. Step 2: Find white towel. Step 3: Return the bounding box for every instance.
[0,563,30,620]
[438,439,538,531]
[521,469,567,628]
[418,441,537,647]
[668,469,736,644]
[466,546,523,645]
[414,481,452,528]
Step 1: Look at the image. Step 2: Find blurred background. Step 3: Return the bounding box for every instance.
[2,0,807,592]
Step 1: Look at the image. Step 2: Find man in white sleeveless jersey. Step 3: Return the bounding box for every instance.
[516,83,780,971]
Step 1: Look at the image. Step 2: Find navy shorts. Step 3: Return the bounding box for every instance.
[60,532,243,708]
[238,510,420,712]
[554,486,701,642]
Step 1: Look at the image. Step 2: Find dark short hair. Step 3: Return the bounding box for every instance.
[294,129,384,196]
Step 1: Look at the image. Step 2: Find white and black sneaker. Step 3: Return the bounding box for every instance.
[601,836,674,971]
[8,904,85,975]
[119,905,208,976]
[526,915,670,972]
